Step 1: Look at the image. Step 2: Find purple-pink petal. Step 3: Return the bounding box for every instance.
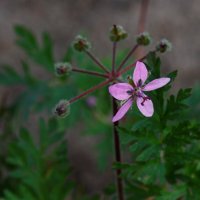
[112,98,133,122]
[133,61,148,86]
[109,83,133,101]
[143,78,170,91]
[136,94,154,117]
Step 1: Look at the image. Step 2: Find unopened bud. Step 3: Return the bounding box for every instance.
[109,25,128,42]
[53,100,70,118]
[73,35,91,52]
[54,62,72,76]
[127,75,134,87]
[156,39,172,53]
[86,96,97,107]
[136,32,151,46]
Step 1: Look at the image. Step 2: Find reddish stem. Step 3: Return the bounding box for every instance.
[85,50,110,73]
[136,0,150,58]
[117,44,139,72]
[69,79,111,104]
[118,53,148,76]
[112,42,117,75]
[112,98,124,200]
[111,40,124,200]
[137,0,150,33]
[72,67,108,78]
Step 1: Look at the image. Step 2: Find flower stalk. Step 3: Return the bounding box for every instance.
[72,67,108,78]
[112,42,117,74]
[111,41,124,200]
[117,44,139,72]
[69,79,111,104]
[55,24,172,200]
[85,50,110,73]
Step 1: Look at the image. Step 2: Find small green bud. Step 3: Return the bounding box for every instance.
[127,75,134,86]
[53,100,70,118]
[136,32,152,46]
[54,62,72,76]
[73,35,91,52]
[109,25,128,42]
[156,39,172,53]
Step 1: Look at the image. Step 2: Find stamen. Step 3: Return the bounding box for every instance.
[127,90,133,95]
[137,79,143,87]
[141,96,150,106]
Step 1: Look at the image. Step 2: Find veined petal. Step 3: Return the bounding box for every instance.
[143,77,170,91]
[136,94,154,117]
[133,61,148,86]
[109,83,133,100]
[112,98,133,122]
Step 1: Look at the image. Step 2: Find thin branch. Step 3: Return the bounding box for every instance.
[117,53,149,76]
[137,0,150,33]
[112,42,117,74]
[117,44,139,72]
[136,0,150,58]
[69,79,111,104]
[85,50,110,73]
[72,67,108,78]
[112,98,125,200]
[111,39,124,200]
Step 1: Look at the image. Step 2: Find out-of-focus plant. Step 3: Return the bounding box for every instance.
[3,118,73,200]
[0,21,200,200]
[0,25,114,199]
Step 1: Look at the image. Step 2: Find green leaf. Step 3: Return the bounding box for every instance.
[156,184,186,200]
[167,70,178,82]
[136,145,159,162]
[176,88,192,102]
[15,25,38,50]
[0,65,24,85]
[129,141,147,154]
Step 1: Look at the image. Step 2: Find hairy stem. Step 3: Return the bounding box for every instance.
[117,53,149,76]
[136,0,150,58]
[72,67,108,78]
[85,50,109,73]
[117,44,139,72]
[137,0,150,33]
[112,98,124,200]
[69,79,111,104]
[112,42,117,74]
[111,40,124,200]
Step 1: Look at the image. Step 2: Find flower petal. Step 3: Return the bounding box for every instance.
[136,94,154,117]
[143,78,170,91]
[112,98,133,122]
[109,83,133,100]
[133,61,148,86]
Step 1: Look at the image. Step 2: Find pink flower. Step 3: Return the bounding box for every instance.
[109,61,170,122]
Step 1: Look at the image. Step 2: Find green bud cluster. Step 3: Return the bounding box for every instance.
[73,35,91,52]
[54,62,72,76]
[53,100,70,118]
[136,32,152,46]
[109,25,128,42]
[156,39,172,53]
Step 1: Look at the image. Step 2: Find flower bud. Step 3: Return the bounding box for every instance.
[86,96,97,107]
[127,75,134,86]
[156,39,172,53]
[73,35,91,52]
[53,100,70,118]
[136,32,151,46]
[109,25,128,42]
[54,62,72,76]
